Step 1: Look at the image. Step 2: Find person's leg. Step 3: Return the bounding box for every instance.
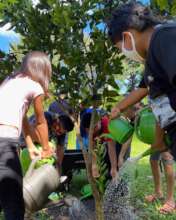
[145,152,163,202]
[0,139,24,220]
[145,123,168,203]
[56,145,64,174]
[151,162,162,195]
[159,152,175,214]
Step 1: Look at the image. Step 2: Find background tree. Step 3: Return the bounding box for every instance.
[151,0,176,16]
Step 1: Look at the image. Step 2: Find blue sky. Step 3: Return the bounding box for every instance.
[0,28,20,53]
[0,0,149,53]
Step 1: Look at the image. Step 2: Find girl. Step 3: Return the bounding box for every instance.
[0,51,53,219]
[107,2,176,214]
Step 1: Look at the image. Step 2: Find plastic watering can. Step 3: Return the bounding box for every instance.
[103,117,134,144]
[23,157,63,212]
[135,107,156,144]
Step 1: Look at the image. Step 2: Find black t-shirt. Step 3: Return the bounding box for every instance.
[144,23,176,110]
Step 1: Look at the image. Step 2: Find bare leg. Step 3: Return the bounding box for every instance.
[145,158,163,202]
[56,145,64,173]
[162,152,175,204]
[150,159,163,197]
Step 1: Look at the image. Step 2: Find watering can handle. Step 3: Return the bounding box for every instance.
[100,133,115,141]
[24,157,40,179]
[134,114,140,138]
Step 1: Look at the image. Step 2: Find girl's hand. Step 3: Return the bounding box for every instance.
[28,146,41,160]
[110,107,121,120]
[41,147,54,159]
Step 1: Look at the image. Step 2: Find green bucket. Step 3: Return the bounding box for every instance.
[104,117,134,144]
[20,144,55,175]
[20,148,31,175]
[80,184,92,200]
[35,157,55,168]
[135,107,156,144]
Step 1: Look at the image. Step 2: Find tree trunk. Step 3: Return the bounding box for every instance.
[95,198,104,220]
[75,109,104,220]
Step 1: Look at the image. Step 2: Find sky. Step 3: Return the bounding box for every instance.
[0,0,150,53]
[0,24,20,53]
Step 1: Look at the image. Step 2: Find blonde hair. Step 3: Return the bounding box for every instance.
[19,51,52,95]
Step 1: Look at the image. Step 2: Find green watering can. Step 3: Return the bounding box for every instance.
[135,107,156,144]
[103,117,134,144]
[20,146,55,175]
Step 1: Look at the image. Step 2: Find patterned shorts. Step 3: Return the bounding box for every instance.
[149,95,176,129]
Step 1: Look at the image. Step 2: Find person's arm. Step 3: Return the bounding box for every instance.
[22,116,41,159]
[107,141,118,178]
[33,95,53,158]
[118,137,132,168]
[111,87,148,119]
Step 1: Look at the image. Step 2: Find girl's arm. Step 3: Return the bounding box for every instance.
[111,88,148,119]
[33,95,53,158]
[22,116,41,159]
[107,141,118,178]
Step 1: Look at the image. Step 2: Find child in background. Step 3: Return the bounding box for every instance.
[0,51,53,220]
[81,109,134,179]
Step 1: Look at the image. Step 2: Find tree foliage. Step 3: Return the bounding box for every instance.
[2,0,127,110]
[151,0,176,16]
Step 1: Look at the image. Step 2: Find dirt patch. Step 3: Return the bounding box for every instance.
[34,196,95,220]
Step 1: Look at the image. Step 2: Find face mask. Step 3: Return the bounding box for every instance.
[122,32,144,63]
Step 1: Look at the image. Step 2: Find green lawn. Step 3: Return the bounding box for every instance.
[130,135,176,220]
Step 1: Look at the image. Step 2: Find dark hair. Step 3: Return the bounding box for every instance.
[108,1,161,44]
[81,113,92,129]
[58,115,74,132]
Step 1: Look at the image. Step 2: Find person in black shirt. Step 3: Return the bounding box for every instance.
[29,112,74,169]
[107,2,176,214]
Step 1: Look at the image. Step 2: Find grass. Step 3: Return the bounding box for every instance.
[130,135,176,220]
[0,135,176,219]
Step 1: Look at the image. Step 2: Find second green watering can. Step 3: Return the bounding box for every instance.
[104,117,134,144]
[135,107,156,144]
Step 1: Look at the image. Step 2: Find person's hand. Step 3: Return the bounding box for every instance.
[28,146,41,160]
[110,106,121,120]
[110,167,118,179]
[41,146,54,159]
[118,155,124,168]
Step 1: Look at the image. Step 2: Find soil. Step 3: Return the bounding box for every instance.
[35,197,95,220]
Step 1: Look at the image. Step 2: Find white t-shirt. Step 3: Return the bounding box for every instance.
[0,75,44,137]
